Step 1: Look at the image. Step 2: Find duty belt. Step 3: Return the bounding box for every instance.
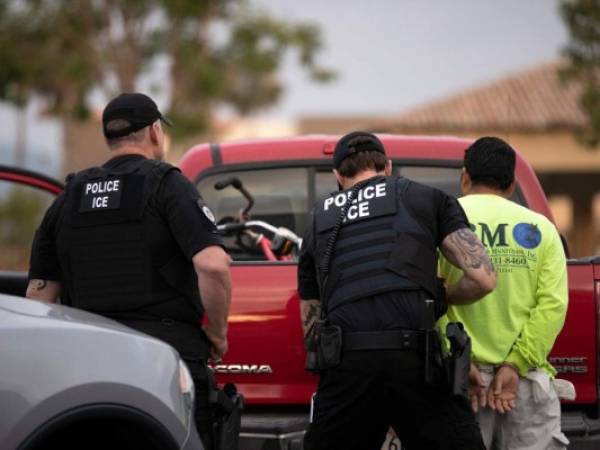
[343,330,421,351]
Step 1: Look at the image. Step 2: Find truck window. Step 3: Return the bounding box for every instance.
[318,166,465,200]
[398,165,526,206]
[398,166,463,197]
[197,164,525,261]
[315,171,339,202]
[197,168,309,261]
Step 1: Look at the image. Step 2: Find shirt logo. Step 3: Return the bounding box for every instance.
[513,223,542,249]
[79,178,122,212]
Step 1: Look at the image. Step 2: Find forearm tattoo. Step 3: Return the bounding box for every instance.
[302,302,321,331]
[31,279,48,291]
[304,303,321,328]
[450,228,495,275]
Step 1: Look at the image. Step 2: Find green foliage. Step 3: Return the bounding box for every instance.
[560,0,600,147]
[0,186,45,245]
[0,186,50,270]
[0,0,335,137]
[0,0,99,115]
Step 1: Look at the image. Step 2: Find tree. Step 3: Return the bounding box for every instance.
[0,186,48,270]
[560,0,600,147]
[0,0,334,138]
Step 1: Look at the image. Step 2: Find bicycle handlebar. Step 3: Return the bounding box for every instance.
[217,220,302,246]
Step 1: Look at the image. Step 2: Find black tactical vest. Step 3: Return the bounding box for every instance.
[56,158,203,322]
[314,176,438,313]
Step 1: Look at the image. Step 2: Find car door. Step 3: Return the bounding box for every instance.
[0,165,63,297]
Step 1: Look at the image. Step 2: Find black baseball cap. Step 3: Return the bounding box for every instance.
[333,131,386,168]
[102,92,172,139]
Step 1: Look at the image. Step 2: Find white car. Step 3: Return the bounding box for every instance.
[0,294,204,450]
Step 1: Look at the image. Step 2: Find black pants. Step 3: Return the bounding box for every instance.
[185,359,214,448]
[304,350,484,450]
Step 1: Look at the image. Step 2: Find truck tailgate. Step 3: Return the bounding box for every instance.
[215,263,316,405]
[550,262,597,404]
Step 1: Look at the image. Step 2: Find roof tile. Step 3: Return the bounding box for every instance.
[375,61,587,131]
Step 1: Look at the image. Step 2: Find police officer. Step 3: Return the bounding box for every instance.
[298,131,496,450]
[26,93,231,448]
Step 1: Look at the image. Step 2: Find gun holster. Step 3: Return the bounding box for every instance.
[304,319,343,373]
[207,369,244,450]
[444,322,471,399]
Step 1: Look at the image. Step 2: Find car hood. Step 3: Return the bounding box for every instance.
[0,293,154,339]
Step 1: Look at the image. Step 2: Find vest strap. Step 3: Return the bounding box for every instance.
[336,234,395,254]
[337,250,390,270]
[337,220,394,240]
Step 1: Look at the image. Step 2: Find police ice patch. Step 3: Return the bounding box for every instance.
[513,223,542,249]
[197,200,216,224]
[79,178,122,212]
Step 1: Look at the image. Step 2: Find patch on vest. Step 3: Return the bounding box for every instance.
[79,178,123,212]
[316,178,397,232]
[198,200,216,224]
[513,223,542,249]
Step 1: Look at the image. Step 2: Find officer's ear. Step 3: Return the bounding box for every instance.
[148,122,160,146]
[460,168,472,195]
[504,179,516,197]
[333,169,344,190]
[384,159,392,176]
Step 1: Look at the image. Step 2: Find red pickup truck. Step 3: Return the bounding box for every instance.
[0,134,598,449]
[179,135,600,449]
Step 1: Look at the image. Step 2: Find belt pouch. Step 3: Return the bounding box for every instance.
[318,324,343,369]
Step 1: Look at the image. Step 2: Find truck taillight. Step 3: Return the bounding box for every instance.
[322,143,335,154]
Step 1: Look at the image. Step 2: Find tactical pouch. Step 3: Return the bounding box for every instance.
[434,277,448,317]
[305,319,343,372]
[304,320,322,373]
[208,370,244,450]
[422,299,443,386]
[318,323,343,369]
[423,329,442,386]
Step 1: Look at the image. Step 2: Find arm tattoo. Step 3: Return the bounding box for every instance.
[31,279,48,291]
[303,303,320,330]
[449,228,495,275]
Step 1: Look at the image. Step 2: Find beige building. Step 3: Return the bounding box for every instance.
[62,114,297,173]
[300,61,600,258]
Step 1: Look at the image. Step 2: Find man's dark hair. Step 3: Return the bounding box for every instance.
[105,119,148,149]
[464,137,516,191]
[337,150,388,178]
[333,131,387,177]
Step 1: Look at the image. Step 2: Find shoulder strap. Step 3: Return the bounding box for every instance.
[397,176,410,196]
[65,172,76,186]
[129,160,180,212]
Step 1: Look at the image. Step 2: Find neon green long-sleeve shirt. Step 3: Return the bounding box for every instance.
[438,194,568,377]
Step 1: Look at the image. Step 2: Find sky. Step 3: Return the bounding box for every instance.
[0,0,568,172]
[254,0,569,119]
